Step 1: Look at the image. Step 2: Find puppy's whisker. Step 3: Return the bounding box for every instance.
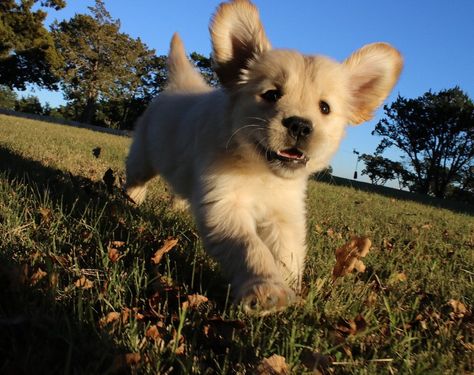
[246,116,269,124]
[225,124,267,150]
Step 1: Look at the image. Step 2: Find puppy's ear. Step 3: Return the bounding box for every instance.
[344,43,403,124]
[210,0,271,88]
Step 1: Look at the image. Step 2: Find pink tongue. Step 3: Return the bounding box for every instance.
[278,148,303,159]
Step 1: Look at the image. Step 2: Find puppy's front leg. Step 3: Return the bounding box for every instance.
[196,201,296,315]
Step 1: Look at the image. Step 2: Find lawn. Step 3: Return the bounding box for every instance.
[0,113,472,374]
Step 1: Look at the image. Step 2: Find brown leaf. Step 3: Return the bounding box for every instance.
[39,207,52,224]
[151,238,179,265]
[388,272,407,285]
[49,253,69,267]
[326,228,342,239]
[30,268,47,285]
[257,354,289,375]
[124,352,141,365]
[99,311,121,327]
[182,293,208,310]
[111,240,125,248]
[332,237,371,280]
[336,315,367,336]
[75,275,93,289]
[448,299,468,319]
[108,247,121,263]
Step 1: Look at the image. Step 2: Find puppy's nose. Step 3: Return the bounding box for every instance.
[282,116,313,140]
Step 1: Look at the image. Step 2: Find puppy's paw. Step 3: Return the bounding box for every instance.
[124,185,147,205]
[237,280,296,316]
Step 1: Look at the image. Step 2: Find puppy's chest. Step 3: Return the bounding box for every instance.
[235,177,305,222]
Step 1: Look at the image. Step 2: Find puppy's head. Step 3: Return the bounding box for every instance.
[211,0,403,179]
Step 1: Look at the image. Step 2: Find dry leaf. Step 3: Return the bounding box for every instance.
[38,207,52,224]
[336,315,367,336]
[332,237,371,280]
[182,293,208,310]
[365,291,378,306]
[75,275,93,289]
[30,268,47,285]
[99,311,121,327]
[257,354,289,375]
[108,247,120,263]
[388,272,408,285]
[151,238,179,265]
[448,299,468,319]
[49,253,69,267]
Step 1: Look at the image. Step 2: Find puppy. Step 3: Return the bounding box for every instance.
[125,0,402,314]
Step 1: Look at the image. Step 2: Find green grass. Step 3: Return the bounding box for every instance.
[0,113,473,374]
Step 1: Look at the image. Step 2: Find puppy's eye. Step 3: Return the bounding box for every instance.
[319,100,330,115]
[261,89,282,103]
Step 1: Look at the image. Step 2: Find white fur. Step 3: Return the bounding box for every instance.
[125,0,402,314]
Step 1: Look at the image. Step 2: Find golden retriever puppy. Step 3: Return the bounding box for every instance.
[125,0,402,314]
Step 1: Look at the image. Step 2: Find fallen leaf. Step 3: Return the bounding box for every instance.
[124,352,141,365]
[99,311,121,327]
[30,268,47,285]
[336,315,367,336]
[388,272,408,285]
[332,237,371,280]
[75,275,93,289]
[257,354,289,375]
[49,253,69,267]
[365,291,378,306]
[182,293,209,310]
[49,271,59,288]
[326,228,342,239]
[108,247,121,263]
[38,207,52,224]
[448,299,468,319]
[151,238,179,265]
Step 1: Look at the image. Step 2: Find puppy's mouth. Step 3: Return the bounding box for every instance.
[256,142,308,167]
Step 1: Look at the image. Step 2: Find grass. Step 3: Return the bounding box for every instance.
[0,113,473,374]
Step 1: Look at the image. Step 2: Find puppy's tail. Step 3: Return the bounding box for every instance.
[167,33,211,93]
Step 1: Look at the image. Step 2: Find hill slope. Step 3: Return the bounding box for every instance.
[0,114,472,374]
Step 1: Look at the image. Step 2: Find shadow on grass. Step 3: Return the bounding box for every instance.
[0,146,230,374]
[0,261,122,375]
[313,173,473,216]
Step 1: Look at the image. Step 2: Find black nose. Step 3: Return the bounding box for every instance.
[282,116,313,140]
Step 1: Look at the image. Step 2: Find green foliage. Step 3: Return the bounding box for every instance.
[190,52,219,87]
[14,95,45,115]
[52,0,164,126]
[369,87,474,200]
[0,86,17,109]
[0,0,65,90]
[359,154,411,188]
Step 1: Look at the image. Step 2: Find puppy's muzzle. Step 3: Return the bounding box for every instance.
[282,116,313,141]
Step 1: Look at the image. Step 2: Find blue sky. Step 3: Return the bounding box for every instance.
[32,0,474,183]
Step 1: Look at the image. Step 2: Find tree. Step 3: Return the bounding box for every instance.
[359,154,411,188]
[0,86,18,109]
[190,52,219,87]
[0,0,65,90]
[52,0,161,125]
[367,87,474,199]
[15,95,45,115]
